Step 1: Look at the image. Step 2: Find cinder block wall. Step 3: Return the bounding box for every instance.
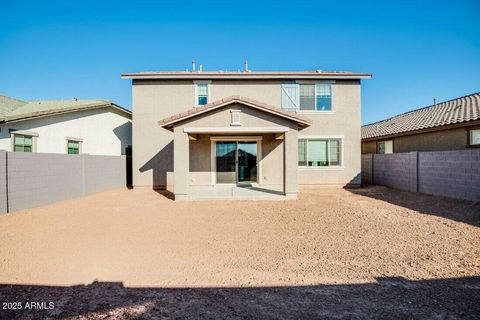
[0,151,126,214]
[419,150,480,201]
[361,154,373,184]
[84,155,126,194]
[7,152,84,212]
[0,150,7,214]
[372,153,417,192]
[361,149,480,202]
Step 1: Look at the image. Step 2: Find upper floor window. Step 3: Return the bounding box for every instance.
[298,138,342,167]
[282,83,332,111]
[316,84,332,111]
[469,129,480,146]
[196,83,209,106]
[299,84,315,111]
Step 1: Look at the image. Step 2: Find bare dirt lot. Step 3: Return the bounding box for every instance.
[0,186,479,319]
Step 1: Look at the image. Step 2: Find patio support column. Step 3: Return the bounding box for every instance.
[173,127,189,201]
[283,129,298,199]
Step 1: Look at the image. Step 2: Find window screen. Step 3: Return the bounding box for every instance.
[300,84,315,110]
[298,139,307,166]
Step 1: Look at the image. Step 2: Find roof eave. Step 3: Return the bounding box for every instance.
[158,98,312,129]
[361,119,480,141]
[3,103,131,124]
[121,74,372,80]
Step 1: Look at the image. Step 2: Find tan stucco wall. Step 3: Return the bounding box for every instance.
[361,127,469,154]
[186,133,284,187]
[362,141,376,154]
[394,128,468,152]
[173,104,296,187]
[131,79,362,188]
[297,81,361,186]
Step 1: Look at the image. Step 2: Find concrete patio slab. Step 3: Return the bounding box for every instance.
[188,184,287,200]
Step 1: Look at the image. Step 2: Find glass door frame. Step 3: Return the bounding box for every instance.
[210,136,262,186]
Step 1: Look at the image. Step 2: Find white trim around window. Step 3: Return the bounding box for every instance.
[10,131,38,153]
[65,137,83,154]
[194,80,212,107]
[297,137,344,169]
[295,80,334,113]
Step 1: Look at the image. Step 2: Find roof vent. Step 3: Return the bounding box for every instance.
[244,60,250,72]
[199,64,203,72]
[192,60,196,72]
[316,69,323,73]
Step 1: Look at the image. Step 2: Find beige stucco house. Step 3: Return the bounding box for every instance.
[122,70,371,200]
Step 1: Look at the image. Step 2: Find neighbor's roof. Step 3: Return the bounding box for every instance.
[122,70,372,80]
[158,95,312,130]
[362,92,480,140]
[0,95,131,123]
[0,95,26,118]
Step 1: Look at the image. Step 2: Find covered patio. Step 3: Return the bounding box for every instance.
[158,96,312,201]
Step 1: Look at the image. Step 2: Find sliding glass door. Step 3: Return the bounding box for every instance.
[215,141,258,184]
[237,142,258,183]
[215,142,237,184]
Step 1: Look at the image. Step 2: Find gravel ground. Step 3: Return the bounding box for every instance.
[0,185,479,319]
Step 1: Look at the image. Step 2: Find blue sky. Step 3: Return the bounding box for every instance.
[0,0,479,125]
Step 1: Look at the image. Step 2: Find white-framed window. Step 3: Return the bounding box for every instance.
[315,83,332,111]
[469,129,480,146]
[299,84,315,110]
[282,83,333,111]
[230,110,241,126]
[195,83,210,106]
[376,140,393,154]
[13,134,34,152]
[65,137,83,154]
[298,138,342,167]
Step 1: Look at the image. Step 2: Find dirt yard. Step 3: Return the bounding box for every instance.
[0,186,479,319]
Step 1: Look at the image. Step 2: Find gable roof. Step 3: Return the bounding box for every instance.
[0,95,131,123]
[122,70,372,80]
[362,92,480,140]
[158,95,312,130]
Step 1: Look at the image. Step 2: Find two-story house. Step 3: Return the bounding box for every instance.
[122,70,371,200]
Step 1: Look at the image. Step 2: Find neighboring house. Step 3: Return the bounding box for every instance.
[361,92,480,154]
[0,95,132,155]
[122,70,371,200]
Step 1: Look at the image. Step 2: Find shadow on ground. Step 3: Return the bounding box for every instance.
[350,185,480,227]
[154,189,175,200]
[1,276,479,319]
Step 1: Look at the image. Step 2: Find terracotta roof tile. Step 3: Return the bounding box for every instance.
[158,96,312,128]
[362,92,480,140]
